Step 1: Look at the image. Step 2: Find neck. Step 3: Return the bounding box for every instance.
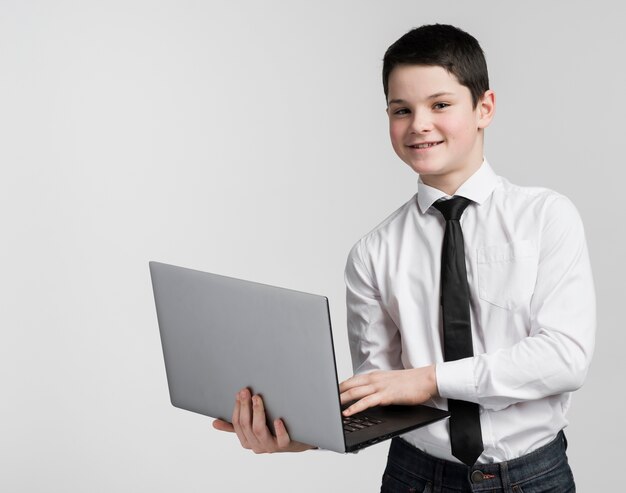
[421,158,483,196]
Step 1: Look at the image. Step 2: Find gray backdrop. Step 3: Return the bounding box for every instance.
[1,1,623,491]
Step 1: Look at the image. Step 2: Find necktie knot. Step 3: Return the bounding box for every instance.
[433,196,472,221]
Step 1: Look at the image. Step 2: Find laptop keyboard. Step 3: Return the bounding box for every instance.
[342,414,383,433]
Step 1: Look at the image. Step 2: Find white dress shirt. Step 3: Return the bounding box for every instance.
[344,160,596,463]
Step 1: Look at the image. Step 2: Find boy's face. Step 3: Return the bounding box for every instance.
[386,65,494,192]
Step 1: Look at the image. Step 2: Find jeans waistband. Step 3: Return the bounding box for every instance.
[387,431,568,491]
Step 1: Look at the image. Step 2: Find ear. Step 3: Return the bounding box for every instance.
[476,90,496,129]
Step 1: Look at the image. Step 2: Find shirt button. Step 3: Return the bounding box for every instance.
[471,470,485,483]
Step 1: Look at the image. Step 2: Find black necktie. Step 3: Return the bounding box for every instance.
[433,196,483,466]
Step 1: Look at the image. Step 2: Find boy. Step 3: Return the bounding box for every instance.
[214,24,595,492]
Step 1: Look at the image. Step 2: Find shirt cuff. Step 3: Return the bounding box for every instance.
[436,358,478,403]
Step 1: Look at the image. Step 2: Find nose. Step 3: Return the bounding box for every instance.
[410,111,433,133]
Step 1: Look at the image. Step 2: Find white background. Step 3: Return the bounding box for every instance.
[1,1,624,491]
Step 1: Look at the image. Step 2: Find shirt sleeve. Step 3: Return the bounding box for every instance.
[437,195,596,411]
[345,240,404,374]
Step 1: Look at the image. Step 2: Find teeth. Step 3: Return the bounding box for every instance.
[413,142,440,149]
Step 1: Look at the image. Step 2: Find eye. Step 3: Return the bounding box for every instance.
[433,102,450,110]
[392,108,410,116]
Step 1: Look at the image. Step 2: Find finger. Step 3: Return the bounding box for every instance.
[343,393,382,416]
[251,395,275,450]
[340,384,377,405]
[274,418,291,449]
[238,388,261,450]
[232,390,250,448]
[212,419,235,432]
[339,374,369,393]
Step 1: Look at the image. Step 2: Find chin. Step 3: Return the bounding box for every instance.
[406,161,446,176]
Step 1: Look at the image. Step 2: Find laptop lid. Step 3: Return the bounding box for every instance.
[150,261,347,452]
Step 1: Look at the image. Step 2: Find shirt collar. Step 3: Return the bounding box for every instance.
[416,159,499,214]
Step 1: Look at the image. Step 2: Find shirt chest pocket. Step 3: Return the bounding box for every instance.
[476,240,538,311]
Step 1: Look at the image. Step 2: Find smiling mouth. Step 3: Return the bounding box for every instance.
[408,141,443,149]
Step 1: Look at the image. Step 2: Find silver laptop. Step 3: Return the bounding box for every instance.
[149,261,449,453]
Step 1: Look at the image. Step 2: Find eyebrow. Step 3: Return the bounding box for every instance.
[387,92,456,106]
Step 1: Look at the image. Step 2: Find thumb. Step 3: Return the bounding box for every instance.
[212,419,235,433]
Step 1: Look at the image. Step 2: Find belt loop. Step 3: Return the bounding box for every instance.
[433,459,444,493]
[499,460,511,491]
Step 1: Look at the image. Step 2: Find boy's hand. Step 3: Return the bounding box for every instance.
[339,365,438,416]
[212,388,315,453]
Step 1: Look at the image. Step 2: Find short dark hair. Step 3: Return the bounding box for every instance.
[382,24,489,108]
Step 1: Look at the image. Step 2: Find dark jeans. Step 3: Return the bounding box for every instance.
[381,431,575,493]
